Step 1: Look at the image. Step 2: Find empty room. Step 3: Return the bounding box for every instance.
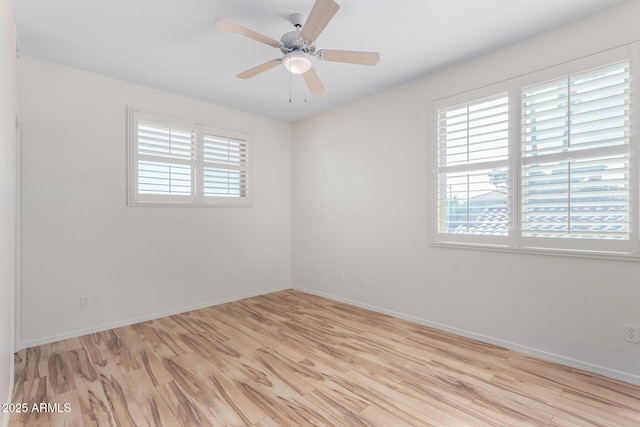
[2,0,640,425]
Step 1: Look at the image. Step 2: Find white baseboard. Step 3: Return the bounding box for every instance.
[294,286,640,387]
[18,285,291,350]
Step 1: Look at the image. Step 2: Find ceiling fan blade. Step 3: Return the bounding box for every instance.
[319,50,380,66]
[215,18,280,48]
[303,68,326,96]
[300,0,340,42]
[237,59,282,79]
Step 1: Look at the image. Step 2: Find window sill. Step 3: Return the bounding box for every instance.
[127,200,252,208]
[431,240,640,262]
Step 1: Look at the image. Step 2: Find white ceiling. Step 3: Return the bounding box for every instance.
[13,0,625,122]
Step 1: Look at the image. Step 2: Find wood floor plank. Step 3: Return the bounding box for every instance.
[469,388,553,426]
[156,381,215,427]
[73,370,115,427]
[25,346,45,381]
[90,353,147,427]
[133,389,182,427]
[12,350,27,403]
[304,388,373,427]
[204,309,307,363]
[359,403,432,427]
[343,367,474,427]
[9,290,640,426]
[47,351,76,397]
[294,359,372,414]
[204,368,268,425]
[48,391,83,427]
[20,377,50,427]
[114,330,174,388]
[235,380,332,427]
[160,355,245,425]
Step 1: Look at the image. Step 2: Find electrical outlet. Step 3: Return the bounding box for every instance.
[80,296,90,308]
[230,272,236,282]
[360,276,367,287]
[338,272,344,282]
[624,325,639,343]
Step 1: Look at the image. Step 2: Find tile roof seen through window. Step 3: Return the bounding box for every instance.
[448,188,627,238]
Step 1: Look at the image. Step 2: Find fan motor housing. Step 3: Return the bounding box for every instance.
[280,31,316,55]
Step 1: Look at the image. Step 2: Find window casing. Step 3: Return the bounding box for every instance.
[433,46,637,257]
[128,109,250,206]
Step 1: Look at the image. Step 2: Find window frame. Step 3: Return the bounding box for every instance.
[431,45,639,259]
[127,108,251,207]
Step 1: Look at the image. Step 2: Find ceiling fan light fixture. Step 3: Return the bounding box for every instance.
[283,51,313,74]
[217,0,379,96]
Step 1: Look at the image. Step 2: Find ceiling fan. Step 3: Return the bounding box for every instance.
[215,0,380,96]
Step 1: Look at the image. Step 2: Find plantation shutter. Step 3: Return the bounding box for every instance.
[436,93,510,236]
[135,116,196,199]
[521,61,630,240]
[201,128,249,200]
[128,109,251,206]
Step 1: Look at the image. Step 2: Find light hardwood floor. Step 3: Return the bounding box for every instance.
[8,289,640,426]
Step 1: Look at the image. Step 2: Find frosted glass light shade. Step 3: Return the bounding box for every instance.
[283,51,313,74]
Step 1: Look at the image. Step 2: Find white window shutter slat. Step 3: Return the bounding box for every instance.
[202,130,250,199]
[437,94,510,236]
[128,109,251,206]
[135,119,196,196]
[521,61,630,241]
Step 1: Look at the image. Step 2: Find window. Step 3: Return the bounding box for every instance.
[128,109,250,206]
[436,91,510,243]
[434,46,636,257]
